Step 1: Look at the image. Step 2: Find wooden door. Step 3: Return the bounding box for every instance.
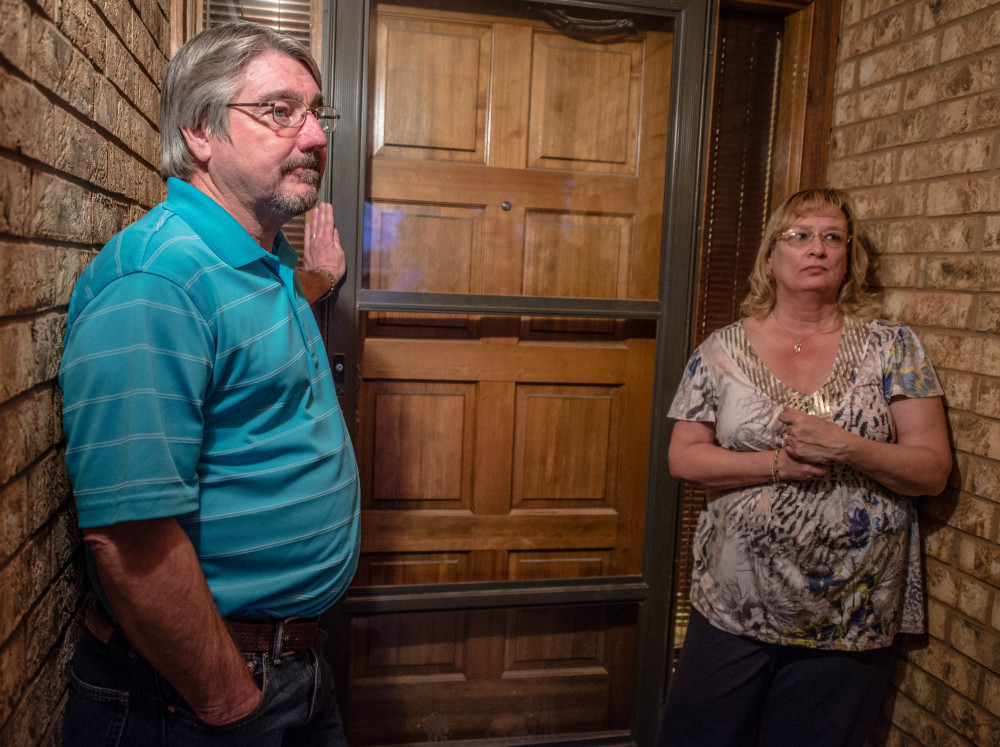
[347,3,672,742]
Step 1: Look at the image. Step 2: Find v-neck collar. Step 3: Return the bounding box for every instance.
[720,317,870,417]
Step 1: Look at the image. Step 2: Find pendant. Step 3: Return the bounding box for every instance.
[794,340,802,353]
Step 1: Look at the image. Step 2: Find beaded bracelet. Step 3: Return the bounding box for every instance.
[771,448,784,487]
[314,268,338,301]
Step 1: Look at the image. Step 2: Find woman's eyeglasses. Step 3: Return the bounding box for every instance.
[778,229,850,249]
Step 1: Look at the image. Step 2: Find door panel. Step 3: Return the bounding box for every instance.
[523,212,635,300]
[349,2,671,741]
[348,605,637,743]
[513,384,622,505]
[371,15,491,160]
[357,334,652,566]
[368,381,475,507]
[528,35,641,172]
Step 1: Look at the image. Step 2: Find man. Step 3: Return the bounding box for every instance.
[59,22,358,746]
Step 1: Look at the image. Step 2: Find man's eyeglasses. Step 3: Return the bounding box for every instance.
[778,229,850,250]
[227,99,340,133]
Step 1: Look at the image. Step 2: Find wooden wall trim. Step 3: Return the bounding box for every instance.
[771,0,841,203]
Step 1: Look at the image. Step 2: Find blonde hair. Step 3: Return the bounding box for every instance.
[740,188,882,319]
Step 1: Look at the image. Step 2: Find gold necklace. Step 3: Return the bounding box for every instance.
[770,311,840,354]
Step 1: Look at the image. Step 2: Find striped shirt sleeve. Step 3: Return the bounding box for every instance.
[60,272,214,527]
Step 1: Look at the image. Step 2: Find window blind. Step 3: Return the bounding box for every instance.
[203,0,313,44]
[673,10,782,650]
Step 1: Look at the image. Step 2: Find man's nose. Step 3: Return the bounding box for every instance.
[299,110,329,149]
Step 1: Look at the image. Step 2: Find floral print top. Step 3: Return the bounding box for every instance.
[669,318,943,651]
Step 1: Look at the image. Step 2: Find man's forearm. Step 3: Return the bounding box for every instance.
[84,517,260,725]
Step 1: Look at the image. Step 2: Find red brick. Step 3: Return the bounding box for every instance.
[899,136,992,181]
[940,689,1000,744]
[895,657,945,712]
[888,692,970,745]
[924,255,1000,291]
[937,370,976,411]
[839,8,907,57]
[976,377,1000,420]
[882,289,973,327]
[883,217,978,254]
[985,672,1000,718]
[941,7,1000,61]
[956,534,1000,587]
[0,625,25,727]
[0,0,31,76]
[858,36,937,87]
[914,0,999,32]
[904,55,1000,110]
[958,453,1000,505]
[927,558,993,619]
[906,637,983,700]
[937,91,1000,136]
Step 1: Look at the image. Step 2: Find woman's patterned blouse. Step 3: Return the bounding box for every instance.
[669,318,943,651]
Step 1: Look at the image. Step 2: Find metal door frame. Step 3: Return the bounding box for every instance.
[315,2,715,743]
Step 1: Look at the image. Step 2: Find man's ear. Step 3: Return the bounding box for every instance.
[180,122,213,165]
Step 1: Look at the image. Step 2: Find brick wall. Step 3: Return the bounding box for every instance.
[831,1,1000,743]
[0,0,167,742]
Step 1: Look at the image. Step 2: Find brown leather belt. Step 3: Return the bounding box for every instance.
[225,616,319,654]
[85,604,123,645]
[86,605,319,655]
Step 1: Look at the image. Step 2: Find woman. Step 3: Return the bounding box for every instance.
[656,189,951,747]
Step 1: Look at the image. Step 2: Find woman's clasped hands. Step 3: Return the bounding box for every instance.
[776,405,842,481]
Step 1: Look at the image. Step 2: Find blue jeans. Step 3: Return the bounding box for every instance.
[62,624,347,746]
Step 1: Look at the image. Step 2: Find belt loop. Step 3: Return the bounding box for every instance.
[271,619,286,664]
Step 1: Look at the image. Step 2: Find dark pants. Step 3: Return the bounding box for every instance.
[63,625,347,747]
[656,610,896,747]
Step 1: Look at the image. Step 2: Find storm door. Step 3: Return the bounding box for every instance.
[319,1,711,743]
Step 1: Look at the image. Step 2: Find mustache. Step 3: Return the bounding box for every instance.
[280,154,323,181]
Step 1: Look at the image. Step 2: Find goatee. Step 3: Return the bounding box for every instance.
[264,153,323,218]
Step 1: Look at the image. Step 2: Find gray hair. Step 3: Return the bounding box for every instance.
[160,21,322,180]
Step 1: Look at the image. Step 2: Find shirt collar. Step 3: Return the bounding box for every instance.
[164,177,298,270]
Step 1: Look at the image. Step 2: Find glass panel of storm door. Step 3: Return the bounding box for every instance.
[358,1,672,587]
[350,3,673,742]
[363,1,671,302]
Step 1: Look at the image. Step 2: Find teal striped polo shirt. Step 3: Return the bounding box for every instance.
[60,178,360,618]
